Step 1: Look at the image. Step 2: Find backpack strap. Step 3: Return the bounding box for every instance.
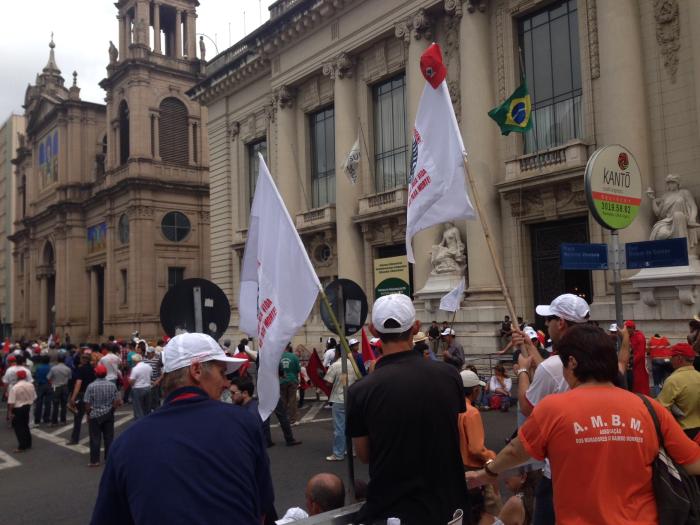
[637,393,665,449]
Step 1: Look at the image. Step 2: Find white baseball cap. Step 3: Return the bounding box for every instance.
[460,370,485,388]
[348,338,359,346]
[372,294,416,334]
[441,327,456,336]
[162,332,247,374]
[535,294,590,324]
[608,323,618,333]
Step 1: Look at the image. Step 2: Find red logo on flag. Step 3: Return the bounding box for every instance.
[617,152,629,171]
[420,44,447,89]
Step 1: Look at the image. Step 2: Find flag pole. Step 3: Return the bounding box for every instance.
[461,154,520,330]
[318,289,359,500]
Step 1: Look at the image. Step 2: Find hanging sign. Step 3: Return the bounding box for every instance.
[584,145,642,230]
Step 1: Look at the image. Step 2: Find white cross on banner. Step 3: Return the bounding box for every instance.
[239,154,322,420]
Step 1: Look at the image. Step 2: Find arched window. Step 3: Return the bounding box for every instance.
[43,241,55,267]
[161,211,191,242]
[118,214,129,244]
[119,100,130,165]
[159,97,189,165]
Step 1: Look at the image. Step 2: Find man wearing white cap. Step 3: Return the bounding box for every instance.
[91,332,274,525]
[346,294,468,524]
[513,293,589,525]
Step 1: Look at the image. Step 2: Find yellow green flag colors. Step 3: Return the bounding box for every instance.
[488,81,532,135]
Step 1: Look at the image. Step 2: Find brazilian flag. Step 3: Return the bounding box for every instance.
[488,81,532,135]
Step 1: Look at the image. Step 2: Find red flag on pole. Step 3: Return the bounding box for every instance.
[307,349,331,397]
[361,327,375,363]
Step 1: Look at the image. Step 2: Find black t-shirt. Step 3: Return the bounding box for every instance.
[75,364,96,394]
[428,326,440,339]
[347,351,468,524]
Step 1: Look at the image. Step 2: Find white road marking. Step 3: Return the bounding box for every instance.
[270,417,332,428]
[300,402,323,423]
[0,449,22,471]
[31,428,90,454]
[79,413,133,446]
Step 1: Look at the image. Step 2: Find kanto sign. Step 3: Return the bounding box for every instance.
[584,145,642,230]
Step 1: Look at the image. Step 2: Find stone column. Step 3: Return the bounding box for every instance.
[89,268,98,336]
[457,1,503,302]
[188,118,195,164]
[274,86,300,217]
[186,10,197,58]
[152,113,160,160]
[175,10,183,59]
[153,2,161,54]
[324,54,364,285]
[118,14,126,58]
[39,275,48,336]
[689,3,700,169]
[396,9,436,293]
[596,0,653,247]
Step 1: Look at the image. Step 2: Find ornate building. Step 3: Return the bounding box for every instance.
[0,114,24,338]
[191,0,700,350]
[11,0,209,342]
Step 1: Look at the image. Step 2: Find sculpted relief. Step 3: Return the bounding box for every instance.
[647,174,699,250]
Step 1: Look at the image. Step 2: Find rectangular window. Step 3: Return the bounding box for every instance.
[373,74,408,193]
[519,0,582,153]
[168,267,185,289]
[248,139,267,210]
[310,107,335,208]
[120,269,128,305]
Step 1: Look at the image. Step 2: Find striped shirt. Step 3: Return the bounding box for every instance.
[144,356,163,383]
[84,378,118,418]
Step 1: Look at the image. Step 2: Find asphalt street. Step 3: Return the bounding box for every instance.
[0,399,516,524]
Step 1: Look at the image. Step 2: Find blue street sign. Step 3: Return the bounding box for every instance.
[560,243,609,270]
[625,238,689,269]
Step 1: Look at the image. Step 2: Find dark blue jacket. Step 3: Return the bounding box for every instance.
[90,386,274,525]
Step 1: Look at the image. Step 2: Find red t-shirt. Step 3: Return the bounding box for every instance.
[649,336,672,359]
[630,331,650,395]
[519,385,700,525]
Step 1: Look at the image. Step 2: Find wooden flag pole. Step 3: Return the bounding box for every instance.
[461,154,520,329]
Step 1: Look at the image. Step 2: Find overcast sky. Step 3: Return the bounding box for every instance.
[1,1,275,121]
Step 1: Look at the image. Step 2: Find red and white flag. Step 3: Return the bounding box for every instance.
[406,43,475,263]
[239,154,322,420]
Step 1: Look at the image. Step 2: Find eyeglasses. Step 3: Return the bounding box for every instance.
[545,315,560,323]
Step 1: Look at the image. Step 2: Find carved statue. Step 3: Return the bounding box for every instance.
[17,132,26,149]
[109,40,118,64]
[431,222,466,275]
[647,174,699,249]
[199,36,206,61]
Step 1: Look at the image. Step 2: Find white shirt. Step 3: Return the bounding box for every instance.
[99,353,122,381]
[488,375,512,395]
[324,359,357,404]
[525,355,569,407]
[2,365,33,389]
[525,354,569,478]
[8,380,37,408]
[322,348,336,368]
[130,362,152,389]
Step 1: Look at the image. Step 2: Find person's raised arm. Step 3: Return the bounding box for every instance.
[617,326,631,376]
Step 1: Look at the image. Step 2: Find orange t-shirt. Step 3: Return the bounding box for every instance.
[458,398,496,468]
[649,336,672,359]
[519,385,700,525]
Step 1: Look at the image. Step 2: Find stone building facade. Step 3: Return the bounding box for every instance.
[11,0,209,342]
[191,0,700,351]
[0,114,25,338]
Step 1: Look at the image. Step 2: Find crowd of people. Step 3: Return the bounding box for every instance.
[2,292,700,524]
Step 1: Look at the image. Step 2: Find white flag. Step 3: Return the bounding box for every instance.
[342,135,361,185]
[239,154,322,420]
[406,44,475,263]
[439,277,465,312]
